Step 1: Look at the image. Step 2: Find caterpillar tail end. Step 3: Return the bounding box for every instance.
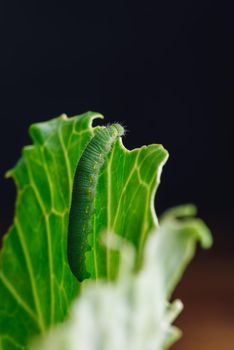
[68,251,91,282]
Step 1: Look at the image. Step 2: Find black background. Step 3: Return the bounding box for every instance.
[0,0,233,241]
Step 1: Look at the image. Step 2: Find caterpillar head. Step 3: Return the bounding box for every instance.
[110,123,125,137]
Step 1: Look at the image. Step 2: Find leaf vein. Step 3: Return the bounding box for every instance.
[0,273,38,325]
[24,160,55,324]
[15,219,45,332]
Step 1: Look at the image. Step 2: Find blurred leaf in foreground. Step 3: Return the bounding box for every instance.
[31,206,212,350]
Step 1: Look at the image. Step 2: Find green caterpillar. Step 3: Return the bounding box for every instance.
[68,123,124,282]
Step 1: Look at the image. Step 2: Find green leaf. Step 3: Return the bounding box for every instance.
[0,112,168,349]
[30,208,212,350]
[158,204,213,298]
[87,136,168,279]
